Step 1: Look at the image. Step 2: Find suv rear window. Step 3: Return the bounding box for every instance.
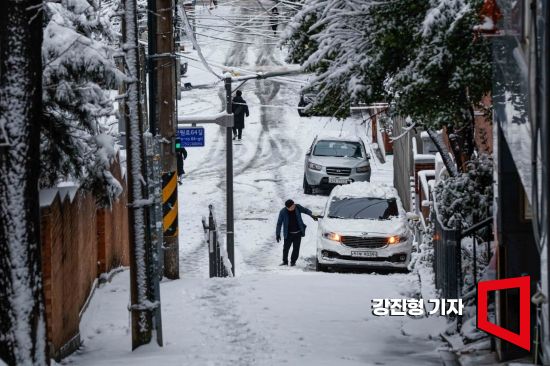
[313,140,363,158]
[328,197,398,220]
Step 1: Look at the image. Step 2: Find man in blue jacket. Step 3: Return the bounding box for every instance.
[276,199,318,266]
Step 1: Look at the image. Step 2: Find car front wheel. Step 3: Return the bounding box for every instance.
[316,258,326,272]
[303,175,313,195]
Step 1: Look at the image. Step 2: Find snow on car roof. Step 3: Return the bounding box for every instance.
[330,181,398,200]
[315,133,363,143]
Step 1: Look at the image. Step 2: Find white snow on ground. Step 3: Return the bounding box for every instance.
[66,0,449,364]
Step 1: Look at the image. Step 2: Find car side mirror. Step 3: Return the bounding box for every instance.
[314,212,323,220]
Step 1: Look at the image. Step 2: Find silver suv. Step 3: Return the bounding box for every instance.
[303,135,371,194]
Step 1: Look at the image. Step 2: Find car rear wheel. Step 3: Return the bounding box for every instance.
[303,175,313,195]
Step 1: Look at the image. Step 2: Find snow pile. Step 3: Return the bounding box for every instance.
[314,132,364,142]
[331,181,398,200]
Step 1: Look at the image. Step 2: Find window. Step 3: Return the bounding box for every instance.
[328,197,399,220]
[313,140,363,158]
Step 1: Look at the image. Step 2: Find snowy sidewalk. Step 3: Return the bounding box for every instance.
[67,269,449,366]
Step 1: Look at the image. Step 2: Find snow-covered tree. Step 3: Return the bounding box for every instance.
[284,0,429,118]
[284,0,492,170]
[42,0,126,206]
[388,0,492,168]
[434,154,493,230]
[0,0,48,364]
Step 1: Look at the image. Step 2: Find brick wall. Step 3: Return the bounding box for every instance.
[40,153,129,360]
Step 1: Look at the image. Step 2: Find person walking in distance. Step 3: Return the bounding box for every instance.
[276,199,318,266]
[232,90,249,141]
[270,7,279,34]
[176,145,187,185]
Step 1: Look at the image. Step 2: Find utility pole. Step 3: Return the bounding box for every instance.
[225,77,235,275]
[149,0,180,279]
[174,70,302,277]
[123,0,156,349]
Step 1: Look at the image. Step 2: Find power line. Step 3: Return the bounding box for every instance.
[178,25,279,40]
[194,31,279,45]
[178,53,307,86]
[180,4,223,79]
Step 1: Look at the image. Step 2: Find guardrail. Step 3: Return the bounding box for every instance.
[202,204,231,278]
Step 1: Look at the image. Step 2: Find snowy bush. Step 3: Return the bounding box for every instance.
[433,154,493,231]
[409,220,435,270]
[42,0,126,206]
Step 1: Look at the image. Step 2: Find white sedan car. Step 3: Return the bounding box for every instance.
[316,182,413,272]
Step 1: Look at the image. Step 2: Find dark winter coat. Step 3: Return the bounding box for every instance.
[232,95,249,129]
[276,204,314,239]
[177,147,187,176]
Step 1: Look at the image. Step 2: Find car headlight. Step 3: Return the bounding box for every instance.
[356,165,371,173]
[308,161,323,171]
[387,236,407,244]
[323,232,342,242]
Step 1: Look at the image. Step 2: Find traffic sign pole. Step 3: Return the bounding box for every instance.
[176,86,235,275]
[225,77,235,275]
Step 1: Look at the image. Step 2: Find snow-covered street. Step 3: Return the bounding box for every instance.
[65,1,449,365]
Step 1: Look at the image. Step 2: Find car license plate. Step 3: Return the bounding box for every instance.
[351,251,377,258]
[328,177,349,184]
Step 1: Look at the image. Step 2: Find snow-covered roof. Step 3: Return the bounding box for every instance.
[330,182,398,200]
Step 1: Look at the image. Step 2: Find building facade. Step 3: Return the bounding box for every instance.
[491,0,549,362]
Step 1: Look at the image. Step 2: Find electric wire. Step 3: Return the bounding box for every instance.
[180,3,223,79]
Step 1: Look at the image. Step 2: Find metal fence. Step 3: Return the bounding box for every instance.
[202,204,230,278]
[432,192,493,315]
[432,200,463,300]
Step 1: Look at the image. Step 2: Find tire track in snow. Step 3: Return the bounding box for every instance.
[182,0,304,274]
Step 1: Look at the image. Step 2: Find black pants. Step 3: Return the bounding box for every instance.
[283,233,302,264]
[177,153,185,175]
[232,127,242,139]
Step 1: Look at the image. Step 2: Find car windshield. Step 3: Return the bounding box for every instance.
[313,140,363,158]
[327,197,399,220]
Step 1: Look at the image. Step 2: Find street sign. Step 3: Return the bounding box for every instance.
[176,126,205,147]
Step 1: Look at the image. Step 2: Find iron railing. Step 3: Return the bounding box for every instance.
[432,192,493,303]
[202,204,231,278]
[432,200,462,300]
